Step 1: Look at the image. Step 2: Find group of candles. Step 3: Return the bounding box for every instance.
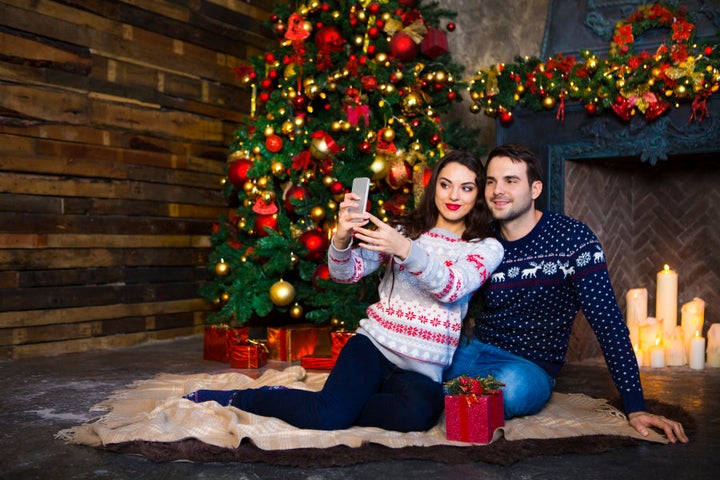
[626,265,720,370]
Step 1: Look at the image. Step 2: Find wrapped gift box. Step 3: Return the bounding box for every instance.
[331,331,354,358]
[420,28,449,59]
[203,325,249,362]
[229,341,268,369]
[300,355,336,370]
[267,325,332,362]
[444,390,504,444]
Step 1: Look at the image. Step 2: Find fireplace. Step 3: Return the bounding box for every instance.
[495,0,720,361]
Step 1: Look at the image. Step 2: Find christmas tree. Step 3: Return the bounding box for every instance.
[201,0,481,330]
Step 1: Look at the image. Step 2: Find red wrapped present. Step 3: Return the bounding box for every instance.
[229,340,268,369]
[331,331,354,358]
[444,390,504,444]
[420,28,449,59]
[267,325,332,362]
[300,355,336,370]
[203,325,249,362]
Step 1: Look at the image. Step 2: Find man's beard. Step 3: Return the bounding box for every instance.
[490,197,533,223]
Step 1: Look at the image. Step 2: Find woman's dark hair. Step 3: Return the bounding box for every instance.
[390,149,491,241]
[485,143,544,185]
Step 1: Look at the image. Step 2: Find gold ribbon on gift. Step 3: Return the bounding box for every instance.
[248,338,269,353]
[383,19,428,43]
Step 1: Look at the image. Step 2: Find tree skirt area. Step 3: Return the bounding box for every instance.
[56,366,690,466]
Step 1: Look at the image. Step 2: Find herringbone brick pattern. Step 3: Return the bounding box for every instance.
[562,157,719,361]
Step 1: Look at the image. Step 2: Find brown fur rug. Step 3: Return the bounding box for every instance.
[98,399,693,466]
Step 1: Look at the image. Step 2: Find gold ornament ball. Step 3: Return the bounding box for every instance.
[542,96,556,109]
[289,252,299,266]
[310,205,326,222]
[263,126,275,137]
[269,279,295,307]
[369,155,390,180]
[469,103,481,114]
[310,136,330,160]
[221,292,230,302]
[281,121,294,135]
[262,190,276,203]
[585,57,599,72]
[289,303,304,319]
[271,161,285,176]
[381,127,396,143]
[215,260,229,276]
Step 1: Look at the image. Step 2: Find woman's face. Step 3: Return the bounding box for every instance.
[433,162,478,234]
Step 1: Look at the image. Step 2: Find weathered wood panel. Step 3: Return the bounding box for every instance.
[0,0,276,358]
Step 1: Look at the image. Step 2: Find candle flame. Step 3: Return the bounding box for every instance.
[663,264,671,272]
[655,336,661,347]
[695,330,701,338]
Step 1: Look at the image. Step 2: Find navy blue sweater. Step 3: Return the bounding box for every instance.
[474,211,646,414]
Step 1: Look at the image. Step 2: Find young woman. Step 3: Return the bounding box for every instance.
[186,150,504,432]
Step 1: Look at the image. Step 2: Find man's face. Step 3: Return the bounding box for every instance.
[484,155,540,223]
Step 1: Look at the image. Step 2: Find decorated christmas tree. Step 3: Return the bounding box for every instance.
[201,0,480,330]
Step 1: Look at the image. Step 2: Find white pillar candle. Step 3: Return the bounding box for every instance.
[656,265,678,336]
[638,316,661,351]
[650,338,666,368]
[681,298,705,356]
[707,324,720,368]
[626,288,647,349]
[689,331,706,370]
[664,326,685,366]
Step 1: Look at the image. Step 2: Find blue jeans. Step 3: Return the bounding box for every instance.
[443,336,555,418]
[232,334,444,431]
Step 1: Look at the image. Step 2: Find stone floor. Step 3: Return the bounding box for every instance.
[1,335,718,480]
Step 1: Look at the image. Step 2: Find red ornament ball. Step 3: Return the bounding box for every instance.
[429,133,441,146]
[329,180,345,195]
[284,184,310,214]
[260,78,274,90]
[300,230,329,261]
[259,91,270,103]
[359,141,372,154]
[446,22,456,32]
[584,103,597,115]
[315,25,346,52]
[312,263,331,291]
[293,95,308,111]
[265,134,283,153]
[228,158,253,187]
[254,214,278,237]
[389,32,418,62]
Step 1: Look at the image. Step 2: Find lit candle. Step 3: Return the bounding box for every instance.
[638,316,661,352]
[650,337,666,368]
[626,288,647,348]
[656,265,678,337]
[707,324,720,368]
[688,330,706,370]
[681,298,705,356]
[634,344,644,368]
[664,326,685,366]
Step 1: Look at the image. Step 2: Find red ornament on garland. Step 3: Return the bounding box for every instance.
[300,230,328,261]
[386,160,412,189]
[498,109,514,126]
[429,133,441,146]
[329,180,345,196]
[228,158,253,187]
[389,32,418,62]
[584,103,597,115]
[446,22,456,32]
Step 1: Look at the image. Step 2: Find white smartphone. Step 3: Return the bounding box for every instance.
[349,177,370,221]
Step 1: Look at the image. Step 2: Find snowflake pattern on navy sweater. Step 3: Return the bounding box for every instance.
[474,211,646,414]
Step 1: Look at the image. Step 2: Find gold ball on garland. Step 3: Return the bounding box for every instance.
[257,176,269,189]
[289,303,304,319]
[585,57,599,72]
[469,103,481,114]
[263,126,275,137]
[289,252,299,266]
[674,84,688,98]
[542,96,556,110]
[271,161,285,177]
[213,297,221,305]
[369,155,390,180]
[281,121,294,135]
[215,259,229,276]
[401,90,424,116]
[310,136,330,160]
[269,279,295,307]
[330,317,344,329]
[221,292,230,302]
[261,190,276,204]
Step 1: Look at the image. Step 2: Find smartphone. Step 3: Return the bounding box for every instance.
[349,177,370,221]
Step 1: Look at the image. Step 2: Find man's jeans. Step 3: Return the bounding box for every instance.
[443,336,555,418]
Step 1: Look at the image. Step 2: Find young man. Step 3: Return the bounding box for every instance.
[444,143,688,443]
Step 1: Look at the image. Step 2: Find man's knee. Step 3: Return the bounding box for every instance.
[497,364,553,418]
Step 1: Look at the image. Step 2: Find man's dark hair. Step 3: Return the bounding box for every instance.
[486,143,544,185]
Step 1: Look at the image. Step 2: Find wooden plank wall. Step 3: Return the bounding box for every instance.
[0,0,276,358]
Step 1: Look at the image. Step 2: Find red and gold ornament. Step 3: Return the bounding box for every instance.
[300,229,329,261]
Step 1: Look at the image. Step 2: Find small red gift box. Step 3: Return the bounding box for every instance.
[229,340,268,369]
[420,28,449,59]
[444,390,504,444]
[300,356,336,370]
[203,325,249,362]
[266,325,332,362]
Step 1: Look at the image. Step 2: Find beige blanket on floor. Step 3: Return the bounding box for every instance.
[57,366,667,450]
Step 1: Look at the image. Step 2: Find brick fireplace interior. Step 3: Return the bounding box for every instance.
[561,154,719,361]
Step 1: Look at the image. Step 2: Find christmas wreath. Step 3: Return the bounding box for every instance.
[443,375,505,396]
[467,1,719,125]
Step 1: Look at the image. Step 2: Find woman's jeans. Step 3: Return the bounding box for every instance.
[443,336,555,418]
[232,334,444,431]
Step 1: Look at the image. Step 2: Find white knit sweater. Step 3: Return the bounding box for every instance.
[328,228,504,382]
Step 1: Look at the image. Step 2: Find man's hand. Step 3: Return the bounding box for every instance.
[628,411,689,443]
